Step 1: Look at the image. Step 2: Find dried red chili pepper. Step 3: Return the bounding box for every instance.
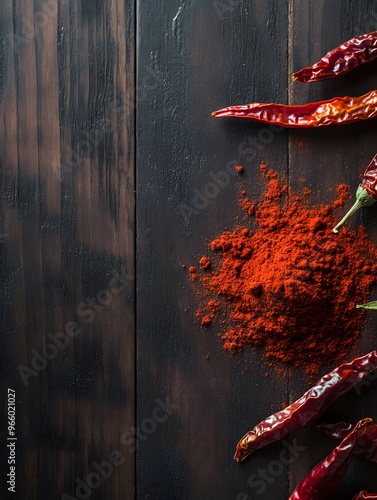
[353,492,377,500]
[318,421,354,439]
[212,90,377,127]
[318,421,377,462]
[292,31,377,82]
[234,350,377,462]
[289,418,372,500]
[333,153,377,233]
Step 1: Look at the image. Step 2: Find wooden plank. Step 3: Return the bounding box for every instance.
[3,0,377,498]
[289,1,377,498]
[0,0,135,498]
[136,1,289,498]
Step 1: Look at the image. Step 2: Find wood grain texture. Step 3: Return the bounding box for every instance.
[137,1,377,499]
[2,0,377,499]
[0,0,135,498]
[137,1,289,499]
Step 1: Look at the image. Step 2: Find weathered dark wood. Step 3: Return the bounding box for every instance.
[137,1,377,499]
[137,1,289,499]
[2,0,377,498]
[0,0,135,498]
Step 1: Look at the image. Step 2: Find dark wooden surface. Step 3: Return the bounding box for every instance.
[0,0,135,498]
[1,1,377,499]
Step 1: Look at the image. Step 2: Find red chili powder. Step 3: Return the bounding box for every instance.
[193,166,377,375]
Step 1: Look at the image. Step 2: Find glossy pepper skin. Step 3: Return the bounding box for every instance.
[289,419,372,500]
[234,351,377,462]
[361,152,377,197]
[293,31,377,82]
[353,492,377,500]
[212,90,377,127]
[333,153,377,233]
[319,421,377,462]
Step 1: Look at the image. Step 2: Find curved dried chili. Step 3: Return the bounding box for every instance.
[319,421,377,463]
[234,351,377,462]
[289,419,372,500]
[293,31,377,82]
[212,90,377,127]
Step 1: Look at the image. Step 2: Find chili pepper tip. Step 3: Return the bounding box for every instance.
[211,108,231,118]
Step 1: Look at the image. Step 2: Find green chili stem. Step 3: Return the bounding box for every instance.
[356,301,377,310]
[333,186,376,234]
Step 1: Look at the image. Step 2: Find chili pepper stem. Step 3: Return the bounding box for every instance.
[333,186,376,233]
[356,301,377,310]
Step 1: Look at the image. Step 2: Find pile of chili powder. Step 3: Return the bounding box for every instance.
[192,165,377,375]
